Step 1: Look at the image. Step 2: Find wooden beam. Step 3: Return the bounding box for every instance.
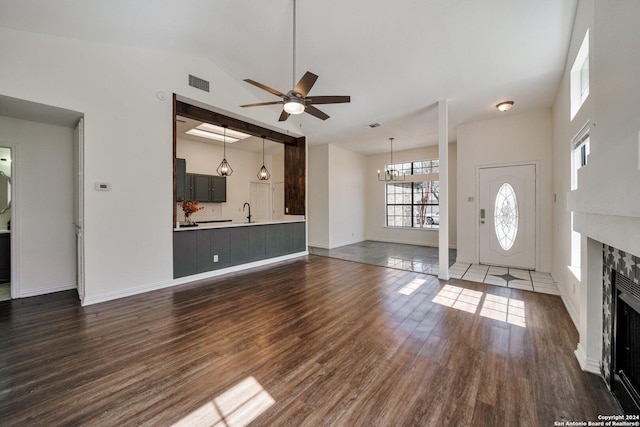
[175,101,299,146]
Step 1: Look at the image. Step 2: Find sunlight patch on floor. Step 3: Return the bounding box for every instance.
[432,285,527,327]
[398,278,427,295]
[171,376,275,427]
[480,294,526,328]
[432,285,483,314]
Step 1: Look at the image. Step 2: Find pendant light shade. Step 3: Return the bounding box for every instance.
[217,125,233,176]
[257,136,271,180]
[378,137,405,181]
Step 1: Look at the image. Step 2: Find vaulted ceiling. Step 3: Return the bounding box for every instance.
[0,0,577,154]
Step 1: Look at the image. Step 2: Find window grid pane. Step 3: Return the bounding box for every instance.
[386,180,439,229]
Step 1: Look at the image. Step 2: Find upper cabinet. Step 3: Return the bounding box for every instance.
[189,173,226,203]
[177,158,227,203]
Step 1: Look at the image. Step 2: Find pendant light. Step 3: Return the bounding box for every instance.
[216,124,233,176]
[257,136,271,180]
[378,137,405,181]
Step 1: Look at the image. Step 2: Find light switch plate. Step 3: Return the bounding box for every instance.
[95,182,111,191]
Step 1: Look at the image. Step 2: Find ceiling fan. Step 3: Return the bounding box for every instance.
[240,0,350,121]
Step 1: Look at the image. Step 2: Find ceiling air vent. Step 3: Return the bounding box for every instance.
[368,123,381,128]
[189,75,210,93]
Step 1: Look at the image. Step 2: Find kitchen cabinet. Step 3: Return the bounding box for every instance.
[173,231,197,278]
[173,221,306,278]
[187,174,226,203]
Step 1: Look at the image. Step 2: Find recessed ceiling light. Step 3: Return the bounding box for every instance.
[496,101,514,112]
[186,128,239,143]
[196,123,251,140]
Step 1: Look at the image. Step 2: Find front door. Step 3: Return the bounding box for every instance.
[479,164,536,269]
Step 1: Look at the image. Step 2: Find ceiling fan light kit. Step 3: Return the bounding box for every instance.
[283,98,305,115]
[240,0,350,121]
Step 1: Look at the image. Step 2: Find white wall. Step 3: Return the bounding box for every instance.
[0,27,296,304]
[328,144,366,248]
[569,0,640,249]
[554,0,640,372]
[0,116,76,297]
[366,144,457,248]
[307,144,329,248]
[176,138,282,223]
[457,110,553,272]
[551,0,594,327]
[308,144,367,249]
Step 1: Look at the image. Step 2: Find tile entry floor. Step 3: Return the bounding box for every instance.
[449,261,560,295]
[310,241,560,295]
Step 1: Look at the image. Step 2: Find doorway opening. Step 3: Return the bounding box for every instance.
[0,146,11,301]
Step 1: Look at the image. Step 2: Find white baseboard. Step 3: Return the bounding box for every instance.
[15,283,77,299]
[363,237,457,249]
[82,251,308,306]
[574,343,601,374]
[559,287,580,331]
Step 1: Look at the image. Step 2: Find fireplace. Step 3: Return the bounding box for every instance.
[604,245,640,414]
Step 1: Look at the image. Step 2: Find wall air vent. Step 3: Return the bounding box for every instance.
[369,123,381,128]
[189,75,210,93]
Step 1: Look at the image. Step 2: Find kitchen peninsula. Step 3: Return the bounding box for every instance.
[172,98,307,280]
[173,219,306,278]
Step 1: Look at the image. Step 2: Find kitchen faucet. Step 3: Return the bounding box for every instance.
[243,202,252,223]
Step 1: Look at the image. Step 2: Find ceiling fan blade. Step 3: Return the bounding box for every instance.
[304,105,330,120]
[293,71,318,97]
[307,95,351,105]
[240,101,283,108]
[278,110,291,122]
[243,79,287,98]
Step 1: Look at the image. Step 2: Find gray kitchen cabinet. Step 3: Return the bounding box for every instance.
[211,176,226,203]
[249,226,267,261]
[210,228,231,269]
[228,227,250,265]
[173,222,306,279]
[173,231,197,278]
[187,173,226,203]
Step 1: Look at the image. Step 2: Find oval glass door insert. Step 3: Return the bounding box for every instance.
[494,183,518,250]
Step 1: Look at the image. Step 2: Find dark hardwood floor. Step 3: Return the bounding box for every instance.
[0,255,621,426]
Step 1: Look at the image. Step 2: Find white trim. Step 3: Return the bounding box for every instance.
[574,343,601,374]
[16,283,76,298]
[82,251,308,306]
[560,286,580,330]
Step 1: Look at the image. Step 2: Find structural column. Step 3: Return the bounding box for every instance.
[438,99,450,280]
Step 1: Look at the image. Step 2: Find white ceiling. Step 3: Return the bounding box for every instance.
[0,0,577,155]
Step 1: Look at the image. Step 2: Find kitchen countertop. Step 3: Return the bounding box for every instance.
[174,218,305,232]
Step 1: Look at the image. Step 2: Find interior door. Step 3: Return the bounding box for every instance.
[250,182,271,221]
[272,182,285,219]
[479,164,536,269]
